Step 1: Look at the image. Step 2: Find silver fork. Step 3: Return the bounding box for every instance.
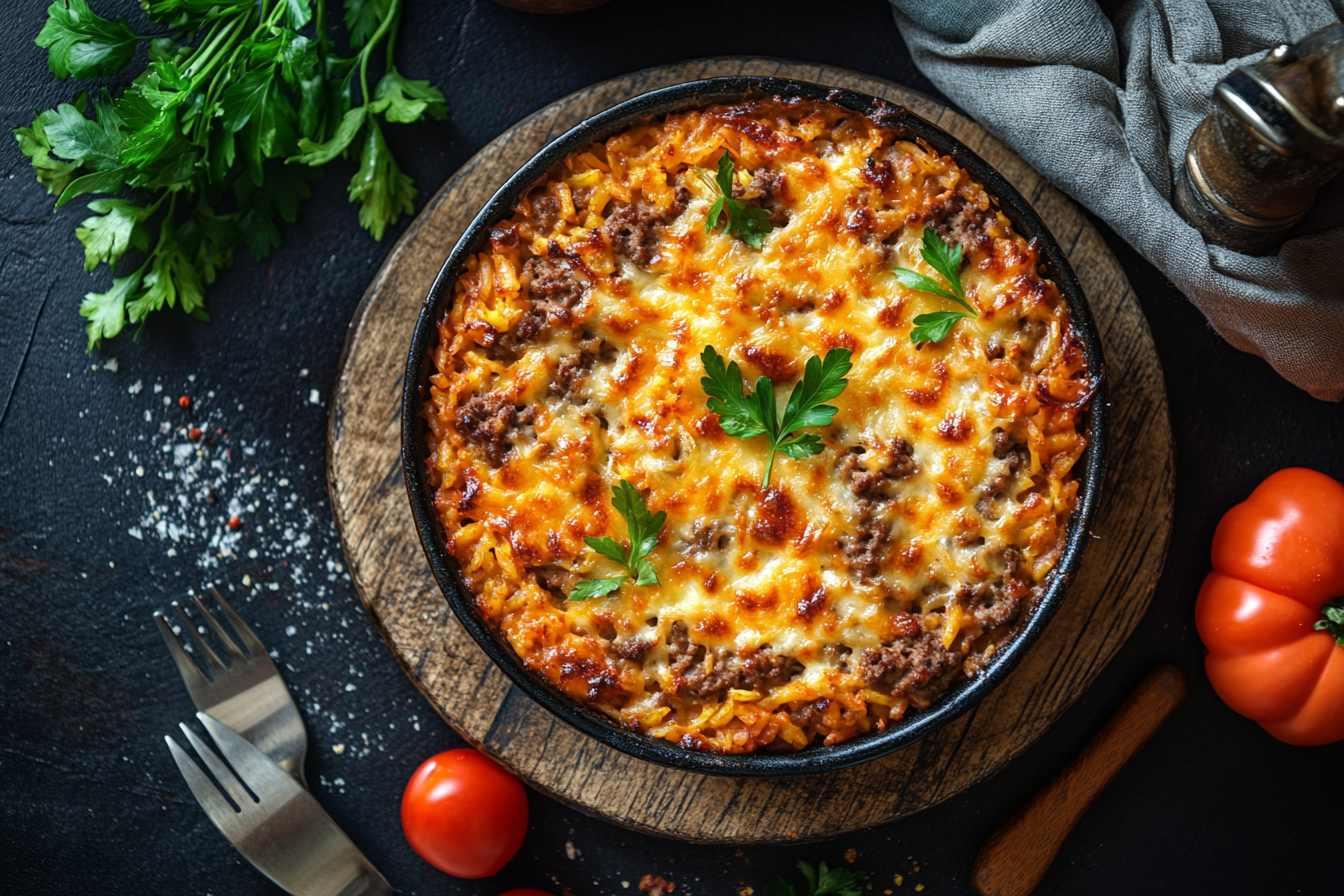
[167,712,394,896]
[155,587,308,787]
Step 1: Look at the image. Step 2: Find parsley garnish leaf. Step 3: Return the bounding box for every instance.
[570,577,625,601]
[37,0,141,81]
[571,480,666,601]
[895,227,979,345]
[701,152,776,250]
[768,860,869,896]
[700,345,852,489]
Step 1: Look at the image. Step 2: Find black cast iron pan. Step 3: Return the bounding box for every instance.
[402,77,1108,777]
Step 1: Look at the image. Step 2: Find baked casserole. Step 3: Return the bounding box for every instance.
[420,99,1095,754]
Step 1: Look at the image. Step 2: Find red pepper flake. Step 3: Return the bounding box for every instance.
[188,427,202,441]
[228,516,242,531]
[178,395,191,409]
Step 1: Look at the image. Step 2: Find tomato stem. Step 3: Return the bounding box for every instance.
[1313,596,1344,647]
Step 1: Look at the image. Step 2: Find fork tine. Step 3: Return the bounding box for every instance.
[192,592,247,662]
[154,611,210,691]
[197,712,295,793]
[172,600,227,673]
[209,586,267,658]
[165,734,243,837]
[178,722,255,809]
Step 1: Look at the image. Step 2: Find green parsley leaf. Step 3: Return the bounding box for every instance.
[570,480,666,601]
[701,152,777,249]
[291,106,367,165]
[910,309,973,344]
[76,198,153,272]
[769,861,869,896]
[36,0,140,81]
[894,227,978,344]
[701,345,852,489]
[14,112,83,197]
[374,68,449,124]
[348,117,416,241]
[79,271,141,350]
[283,0,314,30]
[570,577,625,601]
[344,0,393,50]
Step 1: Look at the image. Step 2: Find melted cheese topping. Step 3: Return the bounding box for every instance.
[422,101,1094,754]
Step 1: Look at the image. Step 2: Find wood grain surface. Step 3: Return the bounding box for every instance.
[326,57,1175,843]
[971,665,1189,896]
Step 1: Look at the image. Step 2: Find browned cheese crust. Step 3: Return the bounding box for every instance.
[422,100,1094,753]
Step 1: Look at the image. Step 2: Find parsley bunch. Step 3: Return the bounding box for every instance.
[698,152,774,249]
[700,345,852,489]
[571,480,666,601]
[894,227,979,344]
[15,0,447,350]
[768,860,869,896]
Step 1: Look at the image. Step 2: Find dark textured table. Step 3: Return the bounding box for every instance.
[2,2,1341,894]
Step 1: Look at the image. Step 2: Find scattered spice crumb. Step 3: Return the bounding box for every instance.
[884,890,892,894]
[565,841,576,860]
[333,744,345,754]
[738,888,754,896]
[189,427,202,441]
[228,515,242,531]
[639,875,676,896]
[179,395,191,408]
[914,887,923,893]
[894,875,903,887]
[845,848,858,863]
[621,883,630,890]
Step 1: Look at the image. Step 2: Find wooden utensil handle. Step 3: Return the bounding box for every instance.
[971,664,1188,896]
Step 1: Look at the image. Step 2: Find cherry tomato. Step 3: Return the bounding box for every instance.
[401,749,528,877]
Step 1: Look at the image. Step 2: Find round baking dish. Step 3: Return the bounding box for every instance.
[402,77,1108,777]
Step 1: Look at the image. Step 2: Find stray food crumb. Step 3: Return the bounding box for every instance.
[179,395,191,409]
[914,887,923,893]
[564,841,576,860]
[894,875,903,887]
[884,891,892,894]
[333,744,345,754]
[621,883,629,890]
[639,875,676,896]
[789,831,798,838]
[845,848,858,863]
[738,888,754,896]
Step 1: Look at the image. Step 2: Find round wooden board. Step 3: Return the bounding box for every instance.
[327,58,1174,844]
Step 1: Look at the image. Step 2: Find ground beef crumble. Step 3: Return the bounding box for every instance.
[857,630,960,695]
[602,188,690,267]
[454,392,533,466]
[666,620,801,700]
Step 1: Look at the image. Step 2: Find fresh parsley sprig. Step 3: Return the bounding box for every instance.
[570,480,666,601]
[767,860,870,896]
[700,345,852,489]
[697,152,774,249]
[16,0,447,350]
[894,227,979,345]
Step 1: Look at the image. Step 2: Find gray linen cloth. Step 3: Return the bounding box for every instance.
[888,0,1344,401]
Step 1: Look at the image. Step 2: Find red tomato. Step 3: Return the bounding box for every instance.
[401,749,528,877]
[1195,468,1344,745]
